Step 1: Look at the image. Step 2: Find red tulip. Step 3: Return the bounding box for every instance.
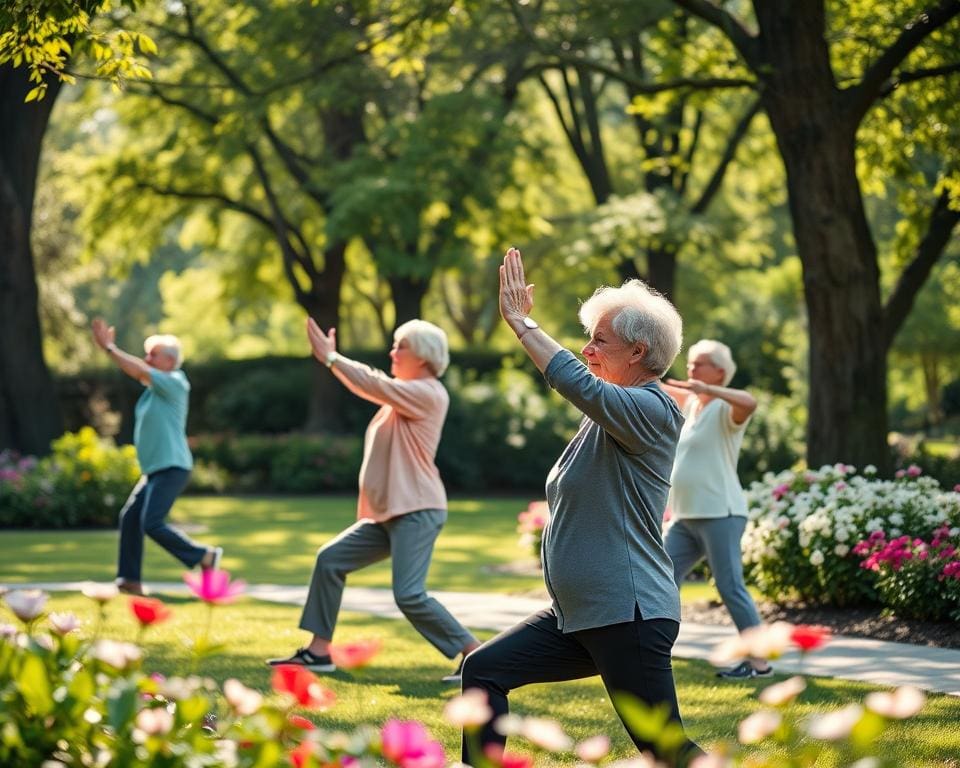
[272,665,337,710]
[329,639,382,670]
[289,741,315,768]
[129,596,172,627]
[790,624,831,652]
[289,714,317,731]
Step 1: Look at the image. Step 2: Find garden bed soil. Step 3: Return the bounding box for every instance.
[681,599,960,650]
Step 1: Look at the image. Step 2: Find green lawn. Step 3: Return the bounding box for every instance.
[9,592,959,768]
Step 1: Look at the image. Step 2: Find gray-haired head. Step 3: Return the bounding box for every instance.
[394,319,450,377]
[578,279,683,377]
[688,339,736,386]
[144,334,184,369]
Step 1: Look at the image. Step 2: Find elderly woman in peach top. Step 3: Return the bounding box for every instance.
[268,318,479,682]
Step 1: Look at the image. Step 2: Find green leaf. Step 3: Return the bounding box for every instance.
[106,678,139,731]
[17,654,54,715]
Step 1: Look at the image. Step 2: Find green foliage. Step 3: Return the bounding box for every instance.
[0,1,154,101]
[0,427,140,529]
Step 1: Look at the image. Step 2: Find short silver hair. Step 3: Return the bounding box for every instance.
[578,279,682,377]
[144,334,184,368]
[395,319,449,377]
[688,339,736,386]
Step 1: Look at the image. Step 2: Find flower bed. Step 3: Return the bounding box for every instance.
[0,428,140,529]
[742,464,960,618]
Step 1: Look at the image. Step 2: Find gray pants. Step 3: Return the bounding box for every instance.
[300,508,478,658]
[664,515,762,632]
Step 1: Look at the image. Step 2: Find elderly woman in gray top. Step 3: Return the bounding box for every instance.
[460,248,701,767]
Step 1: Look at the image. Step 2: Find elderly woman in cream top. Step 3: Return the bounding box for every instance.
[268,318,479,681]
[662,339,770,679]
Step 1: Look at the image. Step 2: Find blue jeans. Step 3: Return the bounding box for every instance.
[116,467,205,582]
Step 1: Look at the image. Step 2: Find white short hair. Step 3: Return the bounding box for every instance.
[578,279,683,377]
[144,334,184,368]
[688,339,736,386]
[395,319,449,377]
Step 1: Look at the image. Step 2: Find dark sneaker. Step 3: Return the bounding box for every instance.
[717,661,773,679]
[117,580,147,596]
[441,656,465,684]
[202,546,223,572]
[267,648,336,673]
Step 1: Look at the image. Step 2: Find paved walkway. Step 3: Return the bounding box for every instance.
[7,581,960,697]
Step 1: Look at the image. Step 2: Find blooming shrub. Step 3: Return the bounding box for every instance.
[742,464,960,610]
[0,428,141,529]
[854,525,960,621]
[517,501,550,560]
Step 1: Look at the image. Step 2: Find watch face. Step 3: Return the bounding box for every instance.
[523,316,538,329]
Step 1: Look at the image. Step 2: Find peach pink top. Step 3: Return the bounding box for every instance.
[334,357,448,522]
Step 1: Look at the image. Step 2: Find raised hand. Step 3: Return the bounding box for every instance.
[91,317,116,350]
[499,246,534,334]
[665,377,710,395]
[306,317,337,361]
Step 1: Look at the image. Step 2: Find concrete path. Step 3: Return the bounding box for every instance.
[7,581,960,697]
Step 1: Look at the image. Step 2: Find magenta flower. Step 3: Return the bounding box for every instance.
[380,720,446,768]
[771,483,790,501]
[183,569,246,604]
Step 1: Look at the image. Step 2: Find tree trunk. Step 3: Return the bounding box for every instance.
[758,5,889,470]
[0,65,63,455]
[300,241,347,433]
[388,273,430,332]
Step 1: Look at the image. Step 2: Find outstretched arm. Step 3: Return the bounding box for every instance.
[499,247,562,373]
[665,377,757,424]
[91,318,152,386]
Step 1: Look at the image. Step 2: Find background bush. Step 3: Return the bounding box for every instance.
[0,428,140,528]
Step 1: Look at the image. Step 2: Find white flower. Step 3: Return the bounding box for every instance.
[103,494,116,506]
[690,756,734,768]
[443,688,492,728]
[809,550,825,566]
[48,612,80,635]
[91,639,142,670]
[521,717,572,751]
[0,623,17,640]
[493,713,524,736]
[710,622,794,665]
[738,710,781,744]
[759,676,806,706]
[574,735,610,763]
[864,465,877,475]
[214,740,239,768]
[223,678,263,716]
[135,707,174,735]
[82,582,119,603]
[4,589,48,622]
[805,704,864,740]
[865,686,925,719]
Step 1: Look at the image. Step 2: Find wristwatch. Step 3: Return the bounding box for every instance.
[522,316,539,331]
[324,351,339,368]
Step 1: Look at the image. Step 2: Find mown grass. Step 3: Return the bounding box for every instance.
[9,592,959,768]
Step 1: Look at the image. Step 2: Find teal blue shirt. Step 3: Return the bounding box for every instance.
[133,369,193,475]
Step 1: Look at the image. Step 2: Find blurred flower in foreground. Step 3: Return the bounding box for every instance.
[380,719,445,768]
[271,665,336,710]
[444,688,492,728]
[4,589,48,622]
[82,582,119,603]
[48,611,80,635]
[329,638,382,669]
[129,596,172,628]
[738,710,782,744]
[865,686,925,719]
[759,676,806,707]
[183,569,246,604]
[805,704,864,740]
[224,678,263,716]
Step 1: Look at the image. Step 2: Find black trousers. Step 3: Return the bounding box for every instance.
[461,607,702,767]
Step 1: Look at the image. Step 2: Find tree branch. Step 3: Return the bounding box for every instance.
[879,62,960,97]
[847,0,960,124]
[690,96,762,213]
[546,54,756,94]
[883,189,960,349]
[670,0,758,65]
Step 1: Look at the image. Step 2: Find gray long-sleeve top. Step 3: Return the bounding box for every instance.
[542,349,683,632]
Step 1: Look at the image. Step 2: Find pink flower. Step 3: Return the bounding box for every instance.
[805,704,864,740]
[738,710,781,744]
[48,611,80,635]
[574,735,610,763]
[380,720,445,768]
[329,638,382,670]
[772,483,790,501]
[183,569,246,604]
[4,589,48,622]
[443,688,492,728]
[520,717,572,751]
[953,484,960,493]
[759,676,806,707]
[484,746,534,768]
[906,464,922,477]
[224,678,263,715]
[518,502,550,533]
[895,469,906,479]
[865,686,925,719]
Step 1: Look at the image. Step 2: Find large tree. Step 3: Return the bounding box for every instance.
[665,0,960,468]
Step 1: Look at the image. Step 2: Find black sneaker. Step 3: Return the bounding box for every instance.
[441,656,465,684]
[717,660,774,679]
[266,648,336,673]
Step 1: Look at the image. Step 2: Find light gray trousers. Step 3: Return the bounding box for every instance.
[299,508,477,658]
[664,515,762,632]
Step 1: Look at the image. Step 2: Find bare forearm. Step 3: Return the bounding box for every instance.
[705,384,757,422]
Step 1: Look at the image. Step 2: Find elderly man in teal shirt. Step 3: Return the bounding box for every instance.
[92,319,221,595]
